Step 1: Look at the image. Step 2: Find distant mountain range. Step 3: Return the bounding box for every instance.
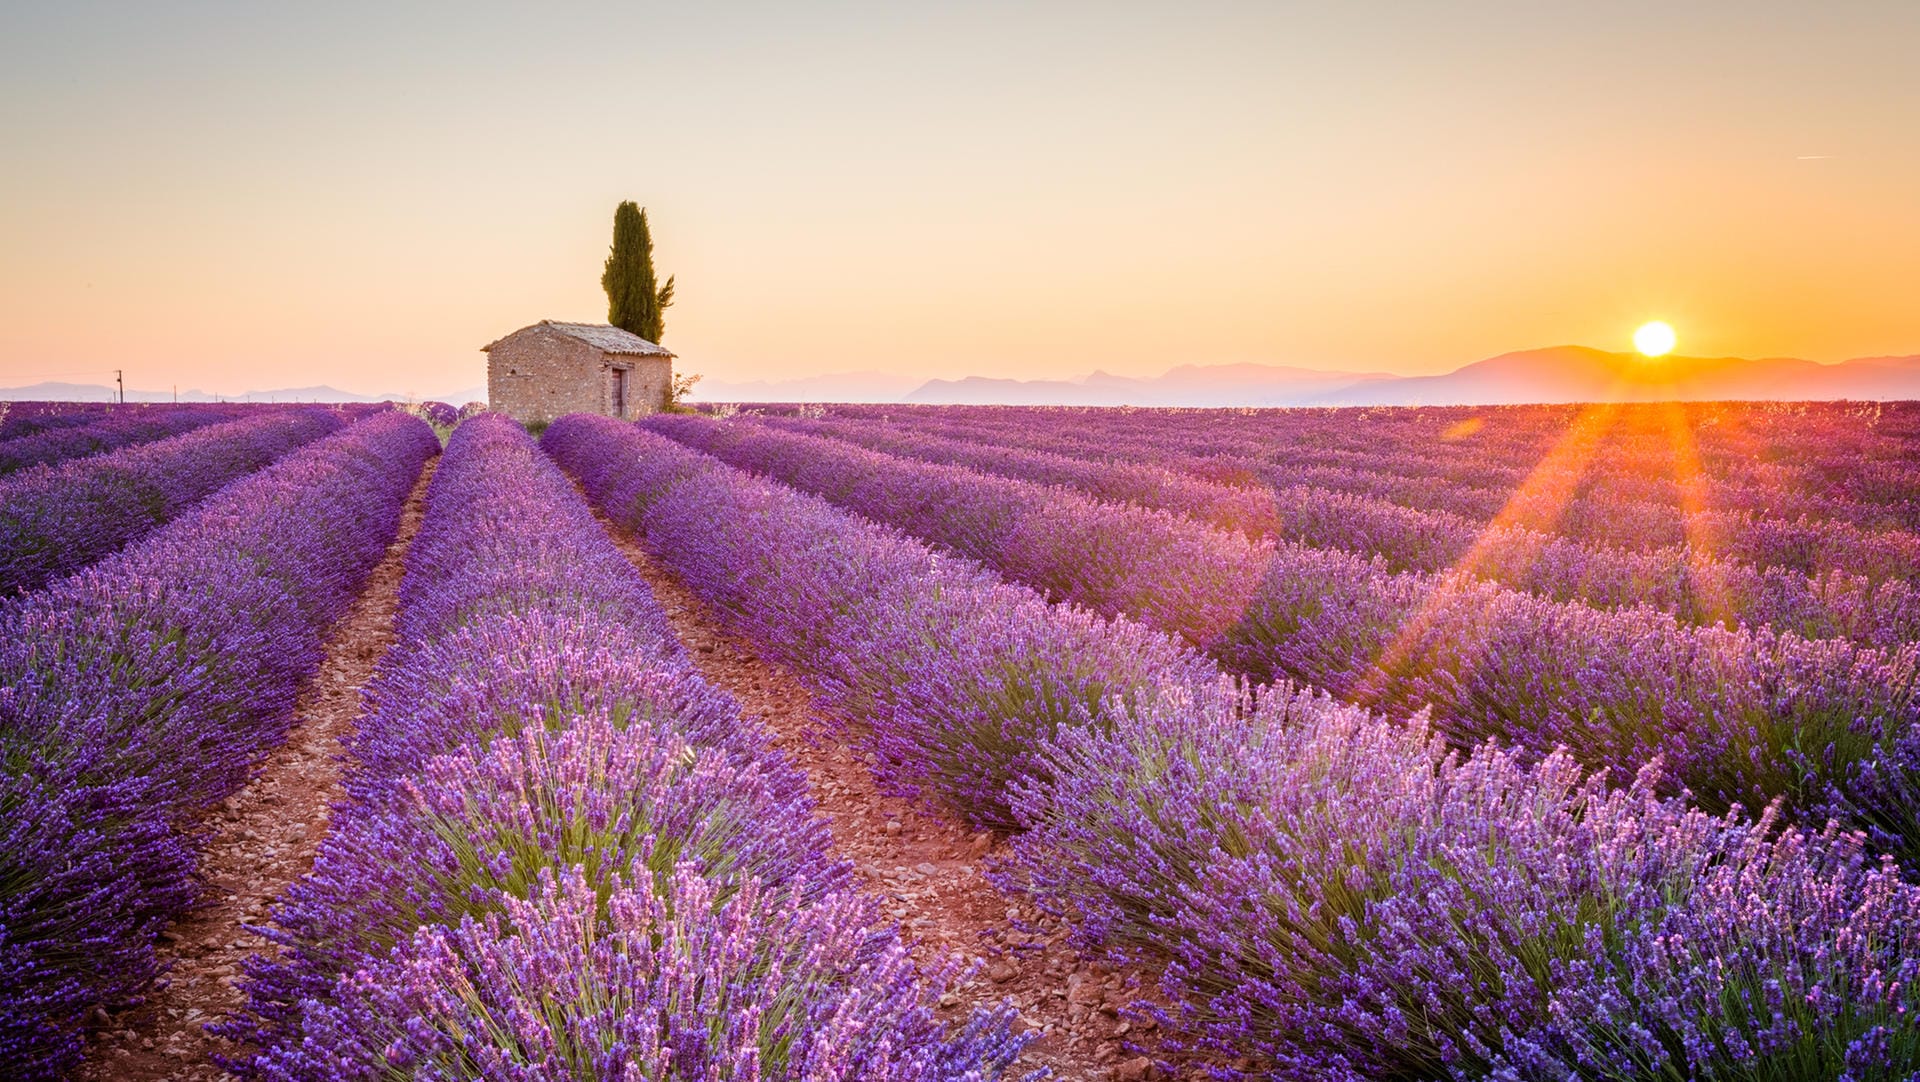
[0,381,487,405]
[903,362,1398,407]
[1312,347,1920,407]
[695,371,925,404]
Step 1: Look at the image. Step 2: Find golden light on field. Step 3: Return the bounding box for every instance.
[1634,321,1677,358]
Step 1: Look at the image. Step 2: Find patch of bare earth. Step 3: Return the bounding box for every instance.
[78,464,434,1081]
[596,512,1187,1082]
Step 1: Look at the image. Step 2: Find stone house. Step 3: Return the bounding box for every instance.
[483,320,675,424]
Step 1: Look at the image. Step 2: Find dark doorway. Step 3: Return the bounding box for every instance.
[611,367,628,417]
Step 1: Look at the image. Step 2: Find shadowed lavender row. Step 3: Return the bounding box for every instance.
[549,412,1920,1079]
[643,413,1920,866]
[753,411,1920,644]
[0,407,353,596]
[0,402,261,475]
[0,411,436,1080]
[223,415,1027,1080]
[0,401,117,442]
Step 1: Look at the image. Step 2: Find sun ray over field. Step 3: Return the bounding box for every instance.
[1658,401,1735,630]
[1357,401,1624,708]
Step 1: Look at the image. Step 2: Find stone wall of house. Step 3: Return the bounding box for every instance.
[489,328,606,424]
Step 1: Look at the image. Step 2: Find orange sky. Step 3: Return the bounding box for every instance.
[2,2,1916,396]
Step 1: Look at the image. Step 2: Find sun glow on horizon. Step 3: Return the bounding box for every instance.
[1634,321,1677,358]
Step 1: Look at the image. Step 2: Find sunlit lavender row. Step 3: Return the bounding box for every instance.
[0,412,436,1079]
[749,411,1920,641]
[643,412,1920,867]
[550,411,1920,1079]
[223,415,1028,1080]
[804,402,1920,532]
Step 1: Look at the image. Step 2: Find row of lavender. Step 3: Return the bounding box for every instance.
[856,400,1920,564]
[223,416,1025,1079]
[0,408,355,595]
[799,402,1920,544]
[887,401,1920,517]
[550,413,1920,1080]
[745,412,1920,645]
[807,408,1920,581]
[902,402,1920,501]
[644,414,1920,866]
[0,401,120,442]
[0,403,260,475]
[0,413,437,1079]
[0,400,385,440]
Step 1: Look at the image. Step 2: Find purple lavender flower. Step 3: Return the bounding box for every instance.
[1014,680,1920,1079]
[0,411,436,1078]
[257,866,1025,1081]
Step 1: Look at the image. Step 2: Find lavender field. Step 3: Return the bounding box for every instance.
[6,400,1920,1080]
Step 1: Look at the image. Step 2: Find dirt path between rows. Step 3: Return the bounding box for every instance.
[595,510,1182,1081]
[78,464,434,1081]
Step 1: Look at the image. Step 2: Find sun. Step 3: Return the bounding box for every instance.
[1634,320,1677,358]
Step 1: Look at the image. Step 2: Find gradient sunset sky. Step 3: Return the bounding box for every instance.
[2,1,1916,397]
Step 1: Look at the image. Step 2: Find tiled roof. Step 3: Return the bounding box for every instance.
[483,320,674,357]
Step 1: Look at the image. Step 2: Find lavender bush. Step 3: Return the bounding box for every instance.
[1014,681,1920,1080]
[0,411,436,1079]
[265,867,1023,1082]
[407,400,460,429]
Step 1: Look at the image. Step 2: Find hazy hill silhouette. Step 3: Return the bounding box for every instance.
[906,362,1395,406]
[898,348,1920,407]
[1311,347,1920,406]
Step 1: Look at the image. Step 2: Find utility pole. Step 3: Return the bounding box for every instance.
[115,369,124,404]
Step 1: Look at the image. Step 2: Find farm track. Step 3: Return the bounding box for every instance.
[592,503,1183,1082]
[77,463,434,1081]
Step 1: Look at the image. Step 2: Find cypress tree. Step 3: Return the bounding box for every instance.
[601,202,675,343]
